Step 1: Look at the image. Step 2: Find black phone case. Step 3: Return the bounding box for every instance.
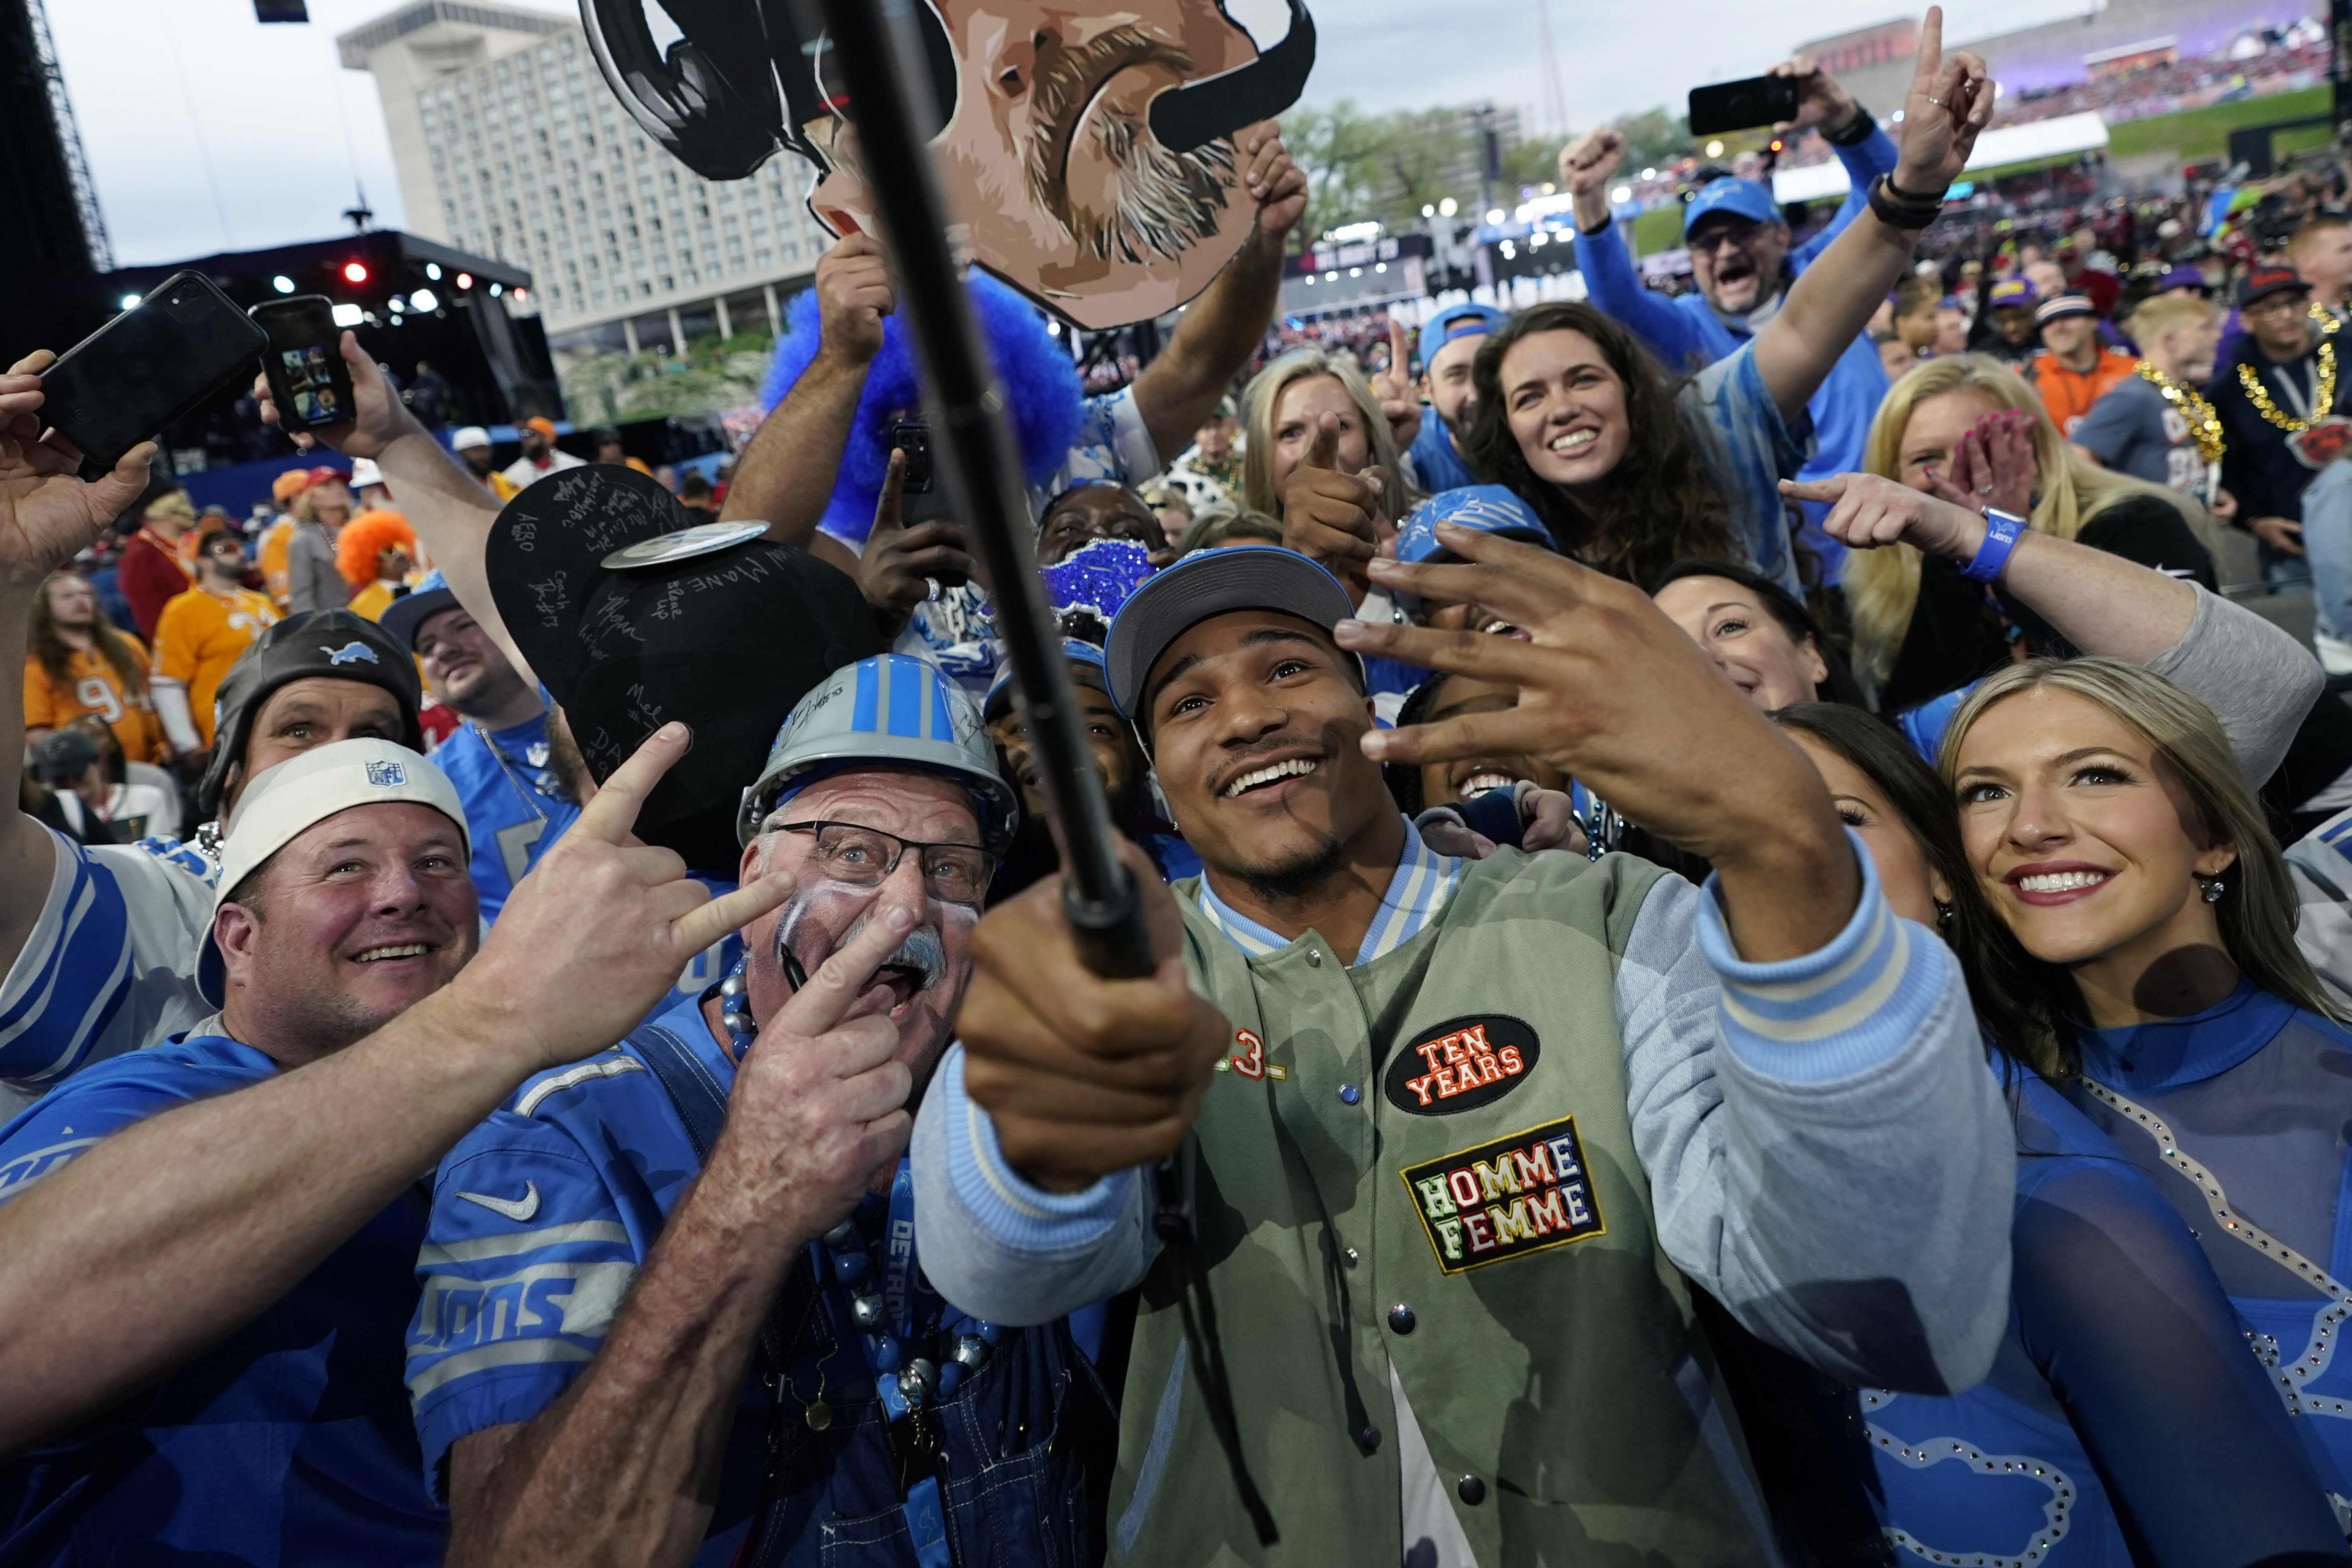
[1687,76,1801,137]
[40,271,269,468]
[251,297,356,434]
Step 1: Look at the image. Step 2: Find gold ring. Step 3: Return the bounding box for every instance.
[1924,95,1946,107]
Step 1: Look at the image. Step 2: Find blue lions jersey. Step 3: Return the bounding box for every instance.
[0,1033,443,1566]
[426,713,581,925]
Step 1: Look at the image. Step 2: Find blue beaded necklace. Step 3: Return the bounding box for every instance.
[719,956,1001,1567]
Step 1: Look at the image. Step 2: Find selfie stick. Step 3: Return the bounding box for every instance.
[807,0,1148,980]
[808,0,1277,1544]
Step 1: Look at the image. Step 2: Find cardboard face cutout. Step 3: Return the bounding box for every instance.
[583,0,1315,330]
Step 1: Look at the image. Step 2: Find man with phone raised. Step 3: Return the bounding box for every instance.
[1562,53,1897,582]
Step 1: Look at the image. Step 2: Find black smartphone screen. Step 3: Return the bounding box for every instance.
[891,420,934,492]
[39,272,268,469]
[1687,75,1801,137]
[250,296,356,433]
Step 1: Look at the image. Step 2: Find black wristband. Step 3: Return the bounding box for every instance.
[1884,172,1949,205]
[1824,103,1874,146]
[1577,213,1613,238]
[1867,175,1941,231]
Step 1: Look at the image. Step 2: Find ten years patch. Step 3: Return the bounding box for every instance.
[1384,1015,1539,1114]
[1400,1116,1604,1274]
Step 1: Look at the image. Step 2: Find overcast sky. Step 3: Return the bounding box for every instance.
[51,0,2101,268]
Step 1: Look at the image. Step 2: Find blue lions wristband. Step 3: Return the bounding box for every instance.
[1962,508,2027,583]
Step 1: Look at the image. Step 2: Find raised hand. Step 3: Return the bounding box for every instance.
[455,722,793,1071]
[0,353,154,590]
[1371,316,1423,454]
[1280,413,1389,606]
[1892,7,1992,197]
[815,233,895,368]
[959,839,1229,1193]
[1770,52,1860,137]
[1780,471,1990,561]
[1557,127,1625,198]
[714,899,924,1237]
[1239,122,1307,238]
[857,448,975,634]
[250,331,423,460]
[1345,526,1857,960]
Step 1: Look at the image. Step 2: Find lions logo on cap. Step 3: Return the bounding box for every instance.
[365,759,408,787]
[321,641,380,666]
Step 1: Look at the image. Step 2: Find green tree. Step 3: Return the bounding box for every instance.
[1612,106,1693,169]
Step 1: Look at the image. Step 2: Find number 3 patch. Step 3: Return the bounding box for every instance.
[1399,1116,1604,1274]
[1212,1028,1286,1081]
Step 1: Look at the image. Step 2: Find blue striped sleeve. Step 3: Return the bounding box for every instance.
[0,828,135,1089]
[937,1046,1137,1253]
[1694,827,1957,1084]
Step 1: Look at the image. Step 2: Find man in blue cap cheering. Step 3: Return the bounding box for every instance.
[1558,53,1896,580]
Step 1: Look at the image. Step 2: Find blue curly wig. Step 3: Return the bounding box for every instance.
[758,271,1084,546]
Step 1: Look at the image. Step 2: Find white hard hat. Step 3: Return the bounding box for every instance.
[738,654,1016,852]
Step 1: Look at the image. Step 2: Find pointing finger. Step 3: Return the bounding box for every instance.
[1778,475,1848,503]
[872,447,908,535]
[1303,412,1340,471]
[571,722,692,846]
[779,901,921,1041]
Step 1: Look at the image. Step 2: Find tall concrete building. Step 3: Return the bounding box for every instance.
[338,0,834,362]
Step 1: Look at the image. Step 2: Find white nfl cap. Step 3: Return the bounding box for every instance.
[197,739,470,1007]
[451,426,493,452]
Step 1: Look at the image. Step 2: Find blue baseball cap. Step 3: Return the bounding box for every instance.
[1393,487,1554,614]
[1683,178,1780,239]
[1417,303,1510,373]
[378,567,461,651]
[984,638,1110,724]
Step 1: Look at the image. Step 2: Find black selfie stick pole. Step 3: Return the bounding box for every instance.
[806,0,1276,1544]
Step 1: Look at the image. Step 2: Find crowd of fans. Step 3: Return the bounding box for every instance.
[16,13,2352,1568]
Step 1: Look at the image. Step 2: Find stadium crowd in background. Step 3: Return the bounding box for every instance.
[16,7,2352,1568]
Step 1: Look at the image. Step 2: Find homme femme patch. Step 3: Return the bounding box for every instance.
[1400,1116,1604,1274]
[1384,1015,1539,1114]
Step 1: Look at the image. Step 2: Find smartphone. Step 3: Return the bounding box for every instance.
[1688,74,1801,137]
[890,419,934,492]
[39,272,268,469]
[249,295,356,433]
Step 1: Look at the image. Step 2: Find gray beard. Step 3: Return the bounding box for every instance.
[1040,106,1236,266]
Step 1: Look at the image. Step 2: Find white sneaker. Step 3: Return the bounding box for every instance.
[2318,627,2352,677]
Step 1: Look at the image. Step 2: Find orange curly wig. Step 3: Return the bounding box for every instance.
[337,510,416,586]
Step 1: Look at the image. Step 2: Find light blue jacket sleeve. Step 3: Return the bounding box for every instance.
[1573,217,1717,373]
[1790,124,1901,271]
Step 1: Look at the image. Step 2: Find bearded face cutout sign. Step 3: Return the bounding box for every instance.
[583,0,1315,330]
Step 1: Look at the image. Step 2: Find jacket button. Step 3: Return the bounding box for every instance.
[1457,1474,1487,1506]
[1387,1303,1416,1334]
[1356,1424,1382,1454]
[1306,948,1322,967]
[1342,1247,1360,1268]
[1338,1082,1360,1105]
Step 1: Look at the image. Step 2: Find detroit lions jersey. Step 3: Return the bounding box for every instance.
[424,713,581,925]
[0,826,214,1117]
[0,1031,443,1566]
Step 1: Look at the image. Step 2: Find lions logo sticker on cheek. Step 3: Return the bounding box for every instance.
[1401,1116,1604,1274]
[1384,1015,1538,1114]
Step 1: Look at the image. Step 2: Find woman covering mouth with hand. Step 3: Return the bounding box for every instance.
[1940,655,2352,1508]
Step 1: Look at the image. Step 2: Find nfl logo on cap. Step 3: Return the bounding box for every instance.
[366,759,408,787]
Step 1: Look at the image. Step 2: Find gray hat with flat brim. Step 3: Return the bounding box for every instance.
[1103,546,1357,722]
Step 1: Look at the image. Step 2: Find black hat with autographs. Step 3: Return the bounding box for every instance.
[485,464,884,878]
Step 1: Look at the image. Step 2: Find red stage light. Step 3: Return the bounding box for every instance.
[342,261,369,283]
[456,272,473,289]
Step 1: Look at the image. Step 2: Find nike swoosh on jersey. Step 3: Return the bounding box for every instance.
[456,1182,541,1222]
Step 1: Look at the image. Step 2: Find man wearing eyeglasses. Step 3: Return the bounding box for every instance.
[406,653,1117,1568]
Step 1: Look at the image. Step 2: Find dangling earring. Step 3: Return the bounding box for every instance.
[1934,900,1955,929]
[2200,876,2225,904]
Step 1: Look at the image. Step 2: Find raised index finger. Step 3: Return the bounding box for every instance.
[1388,317,1410,376]
[1911,6,1944,90]
[571,721,691,845]
[777,903,918,1043]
